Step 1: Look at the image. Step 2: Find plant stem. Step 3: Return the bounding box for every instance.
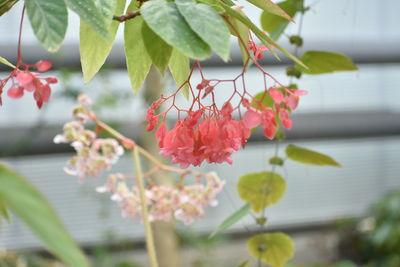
[132,147,159,267]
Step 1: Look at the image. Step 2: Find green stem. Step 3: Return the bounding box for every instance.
[132,147,159,267]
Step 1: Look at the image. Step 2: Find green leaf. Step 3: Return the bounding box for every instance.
[169,48,190,99]
[252,91,274,109]
[0,0,19,16]
[140,0,211,60]
[269,156,284,166]
[237,172,286,213]
[0,163,89,267]
[296,51,357,74]
[209,203,251,238]
[0,56,16,68]
[142,21,173,74]
[219,2,307,69]
[261,0,298,40]
[176,0,230,61]
[65,0,109,38]
[247,0,293,21]
[247,232,295,267]
[80,0,125,83]
[25,0,68,52]
[237,260,250,267]
[225,14,250,65]
[124,1,152,93]
[0,197,9,221]
[285,144,341,166]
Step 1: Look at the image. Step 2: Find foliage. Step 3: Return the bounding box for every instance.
[0,163,88,267]
[337,190,400,267]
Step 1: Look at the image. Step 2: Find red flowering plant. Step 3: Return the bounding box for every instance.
[0,0,357,266]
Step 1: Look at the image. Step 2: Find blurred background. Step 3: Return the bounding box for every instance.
[1,0,400,266]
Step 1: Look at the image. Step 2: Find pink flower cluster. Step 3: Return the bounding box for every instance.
[0,60,57,108]
[54,96,124,180]
[147,86,307,168]
[97,172,225,224]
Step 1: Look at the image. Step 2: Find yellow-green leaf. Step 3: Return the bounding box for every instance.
[0,196,9,221]
[225,13,250,65]
[261,0,299,40]
[169,48,190,99]
[80,0,125,83]
[285,144,341,166]
[247,0,293,21]
[296,50,357,75]
[0,56,16,68]
[0,0,19,16]
[209,203,251,238]
[247,232,295,267]
[124,1,152,93]
[0,163,89,267]
[237,172,286,213]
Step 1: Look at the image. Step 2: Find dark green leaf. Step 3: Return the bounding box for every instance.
[142,21,172,74]
[247,0,293,21]
[0,56,15,68]
[296,50,357,74]
[80,0,125,83]
[0,163,89,267]
[124,1,152,92]
[209,203,251,238]
[285,144,341,166]
[141,0,211,60]
[176,0,230,61]
[0,0,19,16]
[247,232,295,266]
[26,0,68,52]
[237,172,286,213]
[65,0,109,38]
[261,0,298,40]
[169,48,190,98]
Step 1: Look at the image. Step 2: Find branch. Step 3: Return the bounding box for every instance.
[113,10,141,22]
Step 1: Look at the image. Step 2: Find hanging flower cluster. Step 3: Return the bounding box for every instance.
[0,60,57,108]
[55,94,225,224]
[97,172,225,224]
[146,43,307,168]
[54,96,124,181]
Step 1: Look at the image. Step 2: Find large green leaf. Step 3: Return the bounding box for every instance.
[0,0,19,16]
[124,1,152,92]
[140,0,211,60]
[296,51,357,74]
[80,0,125,83]
[0,56,16,68]
[247,232,295,267]
[285,145,341,166]
[219,2,307,69]
[0,163,89,267]
[25,0,68,52]
[237,172,286,213]
[252,91,274,109]
[142,21,173,74]
[237,260,250,267]
[261,0,299,40]
[65,0,109,38]
[169,48,190,98]
[209,203,251,238]
[247,0,292,21]
[175,0,230,61]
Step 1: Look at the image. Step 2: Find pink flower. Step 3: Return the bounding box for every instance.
[269,87,284,104]
[279,109,292,129]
